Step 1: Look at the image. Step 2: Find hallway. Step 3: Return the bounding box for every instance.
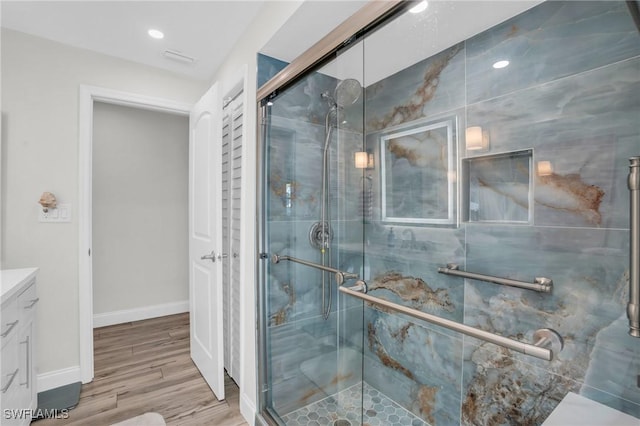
[36,313,246,425]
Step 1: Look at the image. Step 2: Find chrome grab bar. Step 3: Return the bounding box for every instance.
[628,156,640,337]
[338,285,563,361]
[269,253,563,360]
[438,263,553,293]
[270,254,359,285]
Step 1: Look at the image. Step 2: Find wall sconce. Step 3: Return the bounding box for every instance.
[465,126,490,151]
[38,192,57,212]
[355,151,374,169]
[537,160,554,176]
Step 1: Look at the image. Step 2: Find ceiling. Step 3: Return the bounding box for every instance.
[0,1,268,82]
[259,0,368,64]
[261,1,542,87]
[322,0,543,86]
[1,1,545,85]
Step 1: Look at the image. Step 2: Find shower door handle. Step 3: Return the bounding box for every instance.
[201,251,216,262]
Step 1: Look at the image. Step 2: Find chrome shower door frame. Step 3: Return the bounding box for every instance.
[255,2,405,424]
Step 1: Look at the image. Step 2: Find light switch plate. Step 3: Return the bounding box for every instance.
[39,203,71,223]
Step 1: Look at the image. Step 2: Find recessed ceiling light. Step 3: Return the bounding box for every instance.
[409,1,428,14]
[493,60,510,69]
[148,29,164,40]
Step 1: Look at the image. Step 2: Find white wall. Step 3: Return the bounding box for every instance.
[92,102,189,317]
[208,1,303,423]
[2,0,327,421]
[0,28,205,383]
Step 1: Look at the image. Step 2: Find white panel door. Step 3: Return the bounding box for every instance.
[189,83,224,400]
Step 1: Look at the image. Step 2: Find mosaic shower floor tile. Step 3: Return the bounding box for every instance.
[281,382,428,426]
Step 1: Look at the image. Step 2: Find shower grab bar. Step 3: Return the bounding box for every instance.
[270,254,359,285]
[438,263,553,293]
[339,285,563,361]
[628,156,640,337]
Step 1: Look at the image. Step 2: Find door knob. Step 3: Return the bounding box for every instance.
[201,251,216,262]
[217,253,228,261]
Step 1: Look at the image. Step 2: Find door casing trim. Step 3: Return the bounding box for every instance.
[78,85,191,383]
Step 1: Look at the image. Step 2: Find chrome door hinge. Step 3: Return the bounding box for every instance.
[260,107,267,125]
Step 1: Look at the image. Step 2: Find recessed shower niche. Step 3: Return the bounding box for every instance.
[463,149,533,224]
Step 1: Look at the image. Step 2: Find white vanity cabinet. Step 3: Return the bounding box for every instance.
[1,268,38,425]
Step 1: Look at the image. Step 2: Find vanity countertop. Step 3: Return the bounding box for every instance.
[1,268,39,304]
[542,392,639,426]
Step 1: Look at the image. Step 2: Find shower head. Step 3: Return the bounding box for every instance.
[321,78,362,109]
[334,78,362,107]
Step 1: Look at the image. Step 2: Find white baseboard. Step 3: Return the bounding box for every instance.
[38,366,82,392]
[240,393,256,426]
[93,300,189,328]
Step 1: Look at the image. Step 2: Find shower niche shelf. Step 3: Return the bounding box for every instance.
[462,149,533,224]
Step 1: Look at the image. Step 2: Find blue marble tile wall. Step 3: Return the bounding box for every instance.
[361,1,640,425]
[264,68,366,415]
[257,53,288,88]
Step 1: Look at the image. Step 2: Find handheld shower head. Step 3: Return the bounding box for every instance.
[334,78,362,107]
[320,78,362,110]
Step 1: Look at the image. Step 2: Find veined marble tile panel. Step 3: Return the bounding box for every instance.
[463,225,629,383]
[363,308,463,425]
[268,314,344,415]
[462,341,563,425]
[466,1,640,103]
[466,57,640,228]
[267,220,338,324]
[365,43,465,132]
[461,339,640,425]
[270,70,337,126]
[267,116,364,221]
[581,314,640,413]
[257,53,288,89]
[463,224,627,325]
[363,226,465,323]
[267,221,368,325]
[267,116,324,221]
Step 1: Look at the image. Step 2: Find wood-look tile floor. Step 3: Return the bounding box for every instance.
[36,313,247,426]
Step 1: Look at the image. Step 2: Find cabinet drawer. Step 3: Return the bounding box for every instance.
[1,299,19,343]
[1,332,19,395]
[18,281,38,320]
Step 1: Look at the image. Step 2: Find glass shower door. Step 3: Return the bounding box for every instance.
[260,40,367,425]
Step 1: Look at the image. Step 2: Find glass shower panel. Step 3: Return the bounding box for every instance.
[359,5,468,425]
[262,39,366,425]
[357,2,640,425]
[259,2,640,425]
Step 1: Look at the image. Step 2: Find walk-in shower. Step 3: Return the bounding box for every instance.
[257,1,640,425]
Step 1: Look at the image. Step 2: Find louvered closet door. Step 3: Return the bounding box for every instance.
[221,111,231,376]
[229,99,243,382]
[221,92,243,383]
